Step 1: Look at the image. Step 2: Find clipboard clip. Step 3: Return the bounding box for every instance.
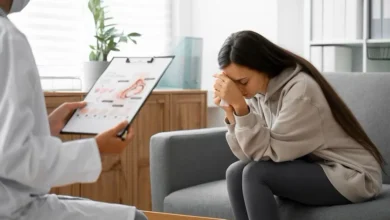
[126,57,154,63]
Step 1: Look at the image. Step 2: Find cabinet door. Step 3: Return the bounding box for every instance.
[170,93,207,130]
[131,94,170,210]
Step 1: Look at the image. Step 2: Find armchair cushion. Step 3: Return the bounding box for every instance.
[164,180,390,220]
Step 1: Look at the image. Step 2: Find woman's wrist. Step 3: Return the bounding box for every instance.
[225,110,235,124]
[232,101,249,116]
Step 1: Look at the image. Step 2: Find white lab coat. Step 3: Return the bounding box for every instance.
[0,10,136,220]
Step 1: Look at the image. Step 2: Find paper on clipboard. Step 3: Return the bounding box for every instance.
[61,56,174,136]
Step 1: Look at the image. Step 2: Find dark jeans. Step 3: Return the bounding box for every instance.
[226,160,351,220]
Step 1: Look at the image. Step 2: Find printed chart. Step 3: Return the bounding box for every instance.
[62,56,174,134]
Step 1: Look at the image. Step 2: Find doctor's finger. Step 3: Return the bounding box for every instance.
[66,101,87,110]
[124,127,135,143]
[111,121,129,134]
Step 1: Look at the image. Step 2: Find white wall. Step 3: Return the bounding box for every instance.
[171,0,194,37]
[183,0,279,127]
[277,0,305,56]
[173,0,307,127]
[191,0,278,91]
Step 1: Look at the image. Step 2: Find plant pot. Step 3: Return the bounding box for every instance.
[82,61,109,92]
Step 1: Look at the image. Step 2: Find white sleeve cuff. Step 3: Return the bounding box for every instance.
[84,138,102,182]
[64,138,102,183]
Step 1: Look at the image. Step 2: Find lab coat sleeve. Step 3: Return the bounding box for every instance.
[0,28,102,189]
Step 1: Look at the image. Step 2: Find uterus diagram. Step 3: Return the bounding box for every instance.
[117,75,147,99]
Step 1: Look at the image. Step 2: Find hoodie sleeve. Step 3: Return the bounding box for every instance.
[233,97,324,162]
[0,24,102,189]
[224,118,250,162]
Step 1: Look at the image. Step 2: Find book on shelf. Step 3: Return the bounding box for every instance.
[322,0,334,40]
[311,0,323,41]
[311,0,363,41]
[371,0,382,39]
[383,0,390,38]
[345,0,363,40]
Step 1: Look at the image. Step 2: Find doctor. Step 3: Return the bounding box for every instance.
[0,0,148,220]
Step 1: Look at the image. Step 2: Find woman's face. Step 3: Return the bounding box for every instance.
[222,63,269,99]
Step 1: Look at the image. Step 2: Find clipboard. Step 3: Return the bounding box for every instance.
[61,56,175,139]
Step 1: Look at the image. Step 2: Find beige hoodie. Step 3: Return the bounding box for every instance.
[225,64,382,203]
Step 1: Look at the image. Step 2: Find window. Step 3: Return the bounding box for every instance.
[9,0,173,90]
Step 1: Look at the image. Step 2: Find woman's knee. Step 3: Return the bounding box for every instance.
[226,160,247,182]
[242,160,275,184]
[134,209,148,220]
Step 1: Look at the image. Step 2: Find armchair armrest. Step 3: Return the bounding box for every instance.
[150,127,237,212]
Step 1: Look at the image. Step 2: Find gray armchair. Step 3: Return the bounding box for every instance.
[150,72,390,220]
[150,127,236,218]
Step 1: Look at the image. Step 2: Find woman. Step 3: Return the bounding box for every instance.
[213,30,384,220]
[0,0,147,219]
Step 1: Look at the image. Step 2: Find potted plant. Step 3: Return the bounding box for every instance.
[83,0,141,91]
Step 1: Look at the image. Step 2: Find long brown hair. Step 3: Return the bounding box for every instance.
[218,30,385,169]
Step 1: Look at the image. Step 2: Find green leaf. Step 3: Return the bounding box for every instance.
[94,35,106,42]
[93,8,101,25]
[112,33,123,38]
[104,24,117,29]
[107,39,116,49]
[128,32,141,37]
[99,10,105,29]
[104,17,113,21]
[88,0,94,13]
[103,35,114,42]
[89,51,97,61]
[119,36,128,43]
[93,0,100,7]
[104,27,116,37]
[105,34,121,41]
[89,45,96,50]
[129,38,137,44]
[111,47,120,51]
[98,52,104,61]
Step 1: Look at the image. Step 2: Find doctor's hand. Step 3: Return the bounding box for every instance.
[95,121,134,155]
[49,101,87,137]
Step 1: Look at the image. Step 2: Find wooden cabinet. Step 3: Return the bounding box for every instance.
[44,90,207,211]
[170,93,207,130]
